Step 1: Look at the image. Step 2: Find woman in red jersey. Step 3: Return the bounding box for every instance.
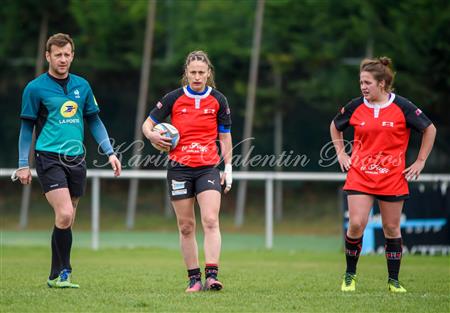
[142,51,232,292]
[330,57,436,293]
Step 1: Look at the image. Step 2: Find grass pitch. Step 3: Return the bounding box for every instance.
[1,232,449,313]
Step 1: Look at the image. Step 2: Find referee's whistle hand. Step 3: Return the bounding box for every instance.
[109,155,122,177]
[17,168,32,184]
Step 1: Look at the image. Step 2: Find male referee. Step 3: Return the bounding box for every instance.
[14,33,121,288]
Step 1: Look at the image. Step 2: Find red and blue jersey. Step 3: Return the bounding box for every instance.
[149,86,231,167]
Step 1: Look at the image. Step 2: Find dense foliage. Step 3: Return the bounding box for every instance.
[1,0,448,171]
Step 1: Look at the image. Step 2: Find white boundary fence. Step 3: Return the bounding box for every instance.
[1,168,449,250]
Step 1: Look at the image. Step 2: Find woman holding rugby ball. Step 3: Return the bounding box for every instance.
[142,51,232,292]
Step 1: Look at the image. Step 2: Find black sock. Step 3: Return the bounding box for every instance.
[53,226,72,272]
[205,264,219,279]
[49,230,61,279]
[187,268,201,281]
[344,234,362,274]
[385,237,402,281]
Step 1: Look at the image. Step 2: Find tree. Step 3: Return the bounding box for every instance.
[235,0,265,227]
[126,0,157,230]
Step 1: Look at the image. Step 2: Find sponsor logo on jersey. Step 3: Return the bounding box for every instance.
[156,101,163,109]
[59,119,80,124]
[74,89,80,99]
[382,121,394,127]
[360,163,390,175]
[359,121,366,126]
[60,101,78,118]
[415,108,422,116]
[181,142,209,153]
[207,180,215,185]
[203,108,216,114]
[340,107,345,114]
[181,108,187,113]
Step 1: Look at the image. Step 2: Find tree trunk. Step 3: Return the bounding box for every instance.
[273,65,283,221]
[19,11,48,230]
[164,0,174,62]
[234,0,265,227]
[126,0,157,229]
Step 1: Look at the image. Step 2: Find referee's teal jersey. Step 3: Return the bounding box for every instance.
[20,73,100,156]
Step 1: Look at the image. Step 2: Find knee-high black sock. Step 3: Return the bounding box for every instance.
[49,230,61,279]
[385,237,402,281]
[53,226,72,272]
[345,234,363,274]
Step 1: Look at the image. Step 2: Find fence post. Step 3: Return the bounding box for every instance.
[265,178,274,249]
[19,185,32,229]
[91,176,100,250]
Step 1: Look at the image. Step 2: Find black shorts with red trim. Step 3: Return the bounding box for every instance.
[167,162,221,200]
[35,151,87,197]
[345,190,409,202]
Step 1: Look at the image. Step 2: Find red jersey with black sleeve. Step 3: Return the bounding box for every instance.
[333,93,432,195]
[149,86,232,167]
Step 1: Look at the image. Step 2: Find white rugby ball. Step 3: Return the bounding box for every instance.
[151,123,180,152]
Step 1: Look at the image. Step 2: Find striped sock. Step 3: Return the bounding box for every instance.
[205,263,219,279]
[345,234,362,274]
[385,237,402,281]
[187,268,201,281]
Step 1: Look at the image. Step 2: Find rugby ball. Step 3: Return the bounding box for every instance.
[151,123,180,152]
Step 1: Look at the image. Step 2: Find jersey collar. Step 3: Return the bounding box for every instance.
[363,93,395,118]
[183,85,212,98]
[186,84,209,96]
[363,93,395,109]
[47,72,70,85]
[183,86,212,109]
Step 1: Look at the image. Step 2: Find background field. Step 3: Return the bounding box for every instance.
[1,232,449,313]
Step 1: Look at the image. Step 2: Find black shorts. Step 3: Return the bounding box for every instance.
[345,190,409,202]
[167,162,222,200]
[35,151,87,197]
